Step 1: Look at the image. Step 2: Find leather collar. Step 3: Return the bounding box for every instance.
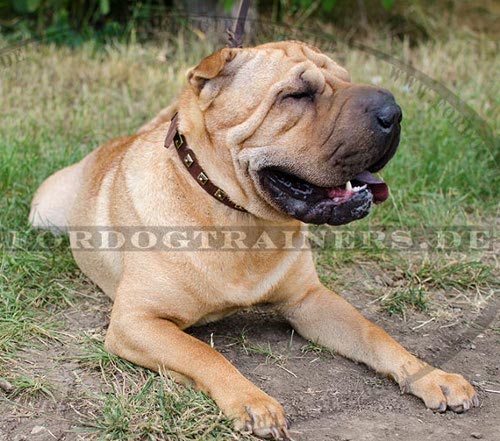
[164,114,247,213]
[162,1,250,213]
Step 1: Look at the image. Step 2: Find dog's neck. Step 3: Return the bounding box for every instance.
[164,113,247,213]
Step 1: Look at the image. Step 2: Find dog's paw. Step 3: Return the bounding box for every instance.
[225,392,290,439]
[402,367,479,413]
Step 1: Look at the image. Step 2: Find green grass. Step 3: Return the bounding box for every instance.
[229,330,287,365]
[73,333,138,373]
[59,331,256,439]
[9,375,57,401]
[403,259,493,291]
[80,372,254,441]
[372,257,494,317]
[0,29,498,439]
[300,341,335,359]
[243,341,286,364]
[0,241,77,364]
[379,287,428,317]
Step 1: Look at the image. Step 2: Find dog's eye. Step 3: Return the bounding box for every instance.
[282,90,315,101]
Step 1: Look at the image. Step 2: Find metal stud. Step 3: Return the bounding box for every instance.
[214,189,227,200]
[183,153,194,167]
[197,172,209,185]
[174,133,185,149]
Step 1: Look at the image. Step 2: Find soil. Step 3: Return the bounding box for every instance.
[1,278,498,441]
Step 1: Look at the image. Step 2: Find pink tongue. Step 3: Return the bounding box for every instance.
[354,171,389,204]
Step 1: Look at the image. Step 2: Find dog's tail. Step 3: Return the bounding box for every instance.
[29,159,86,235]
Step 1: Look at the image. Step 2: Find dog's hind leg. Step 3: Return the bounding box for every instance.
[29,158,87,234]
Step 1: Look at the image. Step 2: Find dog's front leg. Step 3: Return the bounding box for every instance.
[280,282,479,413]
[105,285,289,439]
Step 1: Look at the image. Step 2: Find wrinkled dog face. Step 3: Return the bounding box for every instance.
[186,41,402,225]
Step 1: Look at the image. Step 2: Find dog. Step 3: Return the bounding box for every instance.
[30,41,479,439]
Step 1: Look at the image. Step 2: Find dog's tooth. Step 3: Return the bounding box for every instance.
[345,181,352,191]
[352,184,367,192]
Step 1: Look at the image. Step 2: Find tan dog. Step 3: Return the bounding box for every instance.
[30,41,478,439]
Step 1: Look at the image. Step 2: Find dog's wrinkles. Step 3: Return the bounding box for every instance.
[29,39,480,440]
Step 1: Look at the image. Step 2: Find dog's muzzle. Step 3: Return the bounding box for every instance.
[257,87,402,226]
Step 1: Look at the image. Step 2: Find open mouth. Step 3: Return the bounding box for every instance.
[258,168,389,225]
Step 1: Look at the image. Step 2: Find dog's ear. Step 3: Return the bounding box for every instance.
[188,48,237,93]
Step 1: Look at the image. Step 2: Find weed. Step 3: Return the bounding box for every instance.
[379,287,428,317]
[405,260,493,291]
[73,333,137,374]
[80,372,257,440]
[301,341,335,359]
[10,375,57,401]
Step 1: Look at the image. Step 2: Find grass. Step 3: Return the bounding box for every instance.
[372,257,494,317]
[403,259,493,291]
[300,342,335,360]
[80,372,254,441]
[9,375,57,401]
[73,333,138,374]
[230,330,288,365]
[379,287,428,317]
[0,25,498,439]
[0,242,76,363]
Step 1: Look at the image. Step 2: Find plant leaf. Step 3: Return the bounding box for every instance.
[381,0,395,11]
[223,0,234,13]
[10,0,41,14]
[322,0,337,12]
[100,0,110,15]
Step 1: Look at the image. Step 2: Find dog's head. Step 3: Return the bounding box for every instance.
[179,40,401,225]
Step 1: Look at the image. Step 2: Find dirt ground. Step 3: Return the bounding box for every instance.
[1,273,498,441]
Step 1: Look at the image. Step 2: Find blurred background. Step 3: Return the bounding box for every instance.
[0,0,498,42]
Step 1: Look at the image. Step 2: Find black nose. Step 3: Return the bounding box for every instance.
[375,103,402,131]
[376,105,402,128]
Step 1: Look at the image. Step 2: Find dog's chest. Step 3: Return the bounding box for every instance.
[190,249,301,308]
